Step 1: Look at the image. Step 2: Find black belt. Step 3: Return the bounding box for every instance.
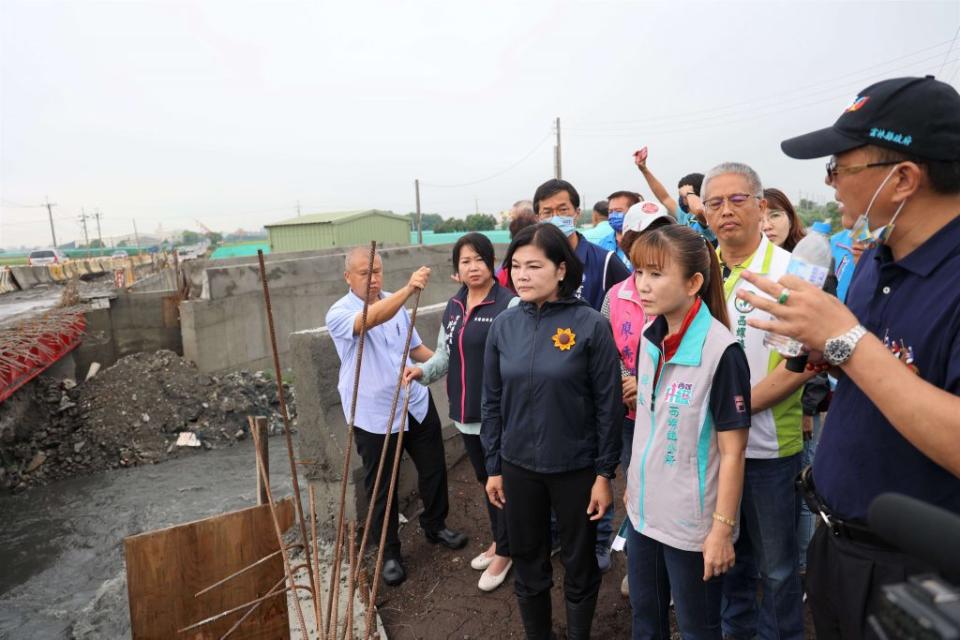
[796,466,898,551]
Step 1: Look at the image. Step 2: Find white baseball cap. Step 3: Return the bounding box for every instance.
[622,201,674,234]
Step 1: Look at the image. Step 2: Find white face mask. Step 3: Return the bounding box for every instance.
[849,164,908,245]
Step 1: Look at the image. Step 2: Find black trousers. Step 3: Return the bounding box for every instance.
[461,432,510,556]
[353,395,449,560]
[806,523,932,640]
[502,460,600,603]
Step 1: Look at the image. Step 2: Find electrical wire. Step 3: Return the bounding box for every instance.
[568,39,959,132]
[939,25,960,75]
[420,131,552,188]
[566,55,960,139]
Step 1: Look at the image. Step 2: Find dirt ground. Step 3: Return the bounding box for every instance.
[376,455,815,639]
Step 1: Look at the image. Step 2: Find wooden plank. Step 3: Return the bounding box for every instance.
[125,498,294,640]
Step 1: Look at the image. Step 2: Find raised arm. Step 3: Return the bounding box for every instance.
[352,267,430,335]
[635,150,679,215]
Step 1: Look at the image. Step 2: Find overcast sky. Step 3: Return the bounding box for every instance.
[2,0,959,248]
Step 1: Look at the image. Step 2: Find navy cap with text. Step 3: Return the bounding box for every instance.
[781,75,960,161]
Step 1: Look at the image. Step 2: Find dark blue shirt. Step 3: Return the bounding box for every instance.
[573,232,630,311]
[814,215,960,521]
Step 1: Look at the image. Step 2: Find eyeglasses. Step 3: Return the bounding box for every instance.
[538,205,574,218]
[703,193,757,212]
[825,159,901,181]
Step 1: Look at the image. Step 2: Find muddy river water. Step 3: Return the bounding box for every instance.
[0,439,298,639]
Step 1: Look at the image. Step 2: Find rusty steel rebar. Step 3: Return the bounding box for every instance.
[309,484,325,635]
[193,543,303,598]
[250,423,309,638]
[255,249,319,625]
[364,387,412,640]
[325,241,377,639]
[215,574,286,640]
[350,287,423,603]
[178,570,311,635]
[340,521,358,640]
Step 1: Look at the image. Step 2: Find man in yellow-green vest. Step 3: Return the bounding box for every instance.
[701,162,812,640]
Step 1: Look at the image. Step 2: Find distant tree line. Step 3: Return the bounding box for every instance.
[407,212,498,233]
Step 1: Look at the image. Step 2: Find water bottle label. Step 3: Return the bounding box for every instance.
[786,259,829,287]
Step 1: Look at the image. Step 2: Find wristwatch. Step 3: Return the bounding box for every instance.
[823,324,868,366]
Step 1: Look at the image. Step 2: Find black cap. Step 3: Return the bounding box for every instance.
[781,76,960,161]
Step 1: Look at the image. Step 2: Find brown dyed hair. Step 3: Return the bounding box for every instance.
[629,225,729,329]
[763,188,806,252]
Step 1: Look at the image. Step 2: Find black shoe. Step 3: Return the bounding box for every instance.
[564,593,597,640]
[382,558,406,587]
[424,527,468,550]
[517,592,553,640]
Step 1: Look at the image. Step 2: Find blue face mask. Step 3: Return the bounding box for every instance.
[547,215,576,237]
[608,212,626,232]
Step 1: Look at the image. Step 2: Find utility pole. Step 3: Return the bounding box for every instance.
[554,117,562,180]
[133,219,141,254]
[94,209,104,253]
[297,200,302,217]
[415,178,423,245]
[79,208,91,256]
[475,197,479,215]
[45,197,58,248]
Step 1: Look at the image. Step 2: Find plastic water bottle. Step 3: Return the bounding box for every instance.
[763,221,834,357]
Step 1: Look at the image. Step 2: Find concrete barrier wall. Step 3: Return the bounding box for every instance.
[290,304,465,535]
[0,268,19,294]
[179,244,495,373]
[8,266,40,289]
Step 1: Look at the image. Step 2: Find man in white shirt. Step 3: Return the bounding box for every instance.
[325,247,467,587]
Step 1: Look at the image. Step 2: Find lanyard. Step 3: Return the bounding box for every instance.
[721,240,775,301]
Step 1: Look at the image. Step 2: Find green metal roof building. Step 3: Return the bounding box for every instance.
[265,210,411,253]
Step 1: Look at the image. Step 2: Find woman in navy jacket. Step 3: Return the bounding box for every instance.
[405,233,516,592]
[482,223,623,640]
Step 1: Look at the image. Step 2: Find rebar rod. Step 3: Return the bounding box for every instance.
[325,241,377,639]
[194,543,303,597]
[365,388,412,640]
[341,521,358,640]
[350,288,423,600]
[309,484,325,635]
[255,249,318,621]
[250,423,309,638]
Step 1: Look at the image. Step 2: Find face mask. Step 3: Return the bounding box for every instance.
[848,165,907,245]
[608,212,625,232]
[547,215,576,237]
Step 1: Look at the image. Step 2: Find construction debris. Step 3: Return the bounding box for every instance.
[0,349,296,493]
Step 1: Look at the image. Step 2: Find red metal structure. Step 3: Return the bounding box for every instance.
[0,310,86,404]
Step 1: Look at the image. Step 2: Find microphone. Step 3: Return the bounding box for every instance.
[868,493,960,580]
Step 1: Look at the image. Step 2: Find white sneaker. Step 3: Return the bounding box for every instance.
[478,560,512,592]
[620,575,629,598]
[470,551,494,571]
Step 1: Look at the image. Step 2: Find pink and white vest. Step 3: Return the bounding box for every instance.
[607,275,648,420]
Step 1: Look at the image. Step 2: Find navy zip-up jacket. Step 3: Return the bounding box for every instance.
[441,282,515,424]
[573,232,631,311]
[481,296,623,477]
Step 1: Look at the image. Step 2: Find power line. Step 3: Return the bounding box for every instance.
[420,131,552,188]
[566,55,960,139]
[940,25,960,75]
[568,40,959,132]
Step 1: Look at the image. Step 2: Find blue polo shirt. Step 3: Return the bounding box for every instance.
[813,216,960,521]
[675,207,717,245]
[573,232,631,311]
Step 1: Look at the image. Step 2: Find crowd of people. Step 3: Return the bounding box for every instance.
[325,75,960,640]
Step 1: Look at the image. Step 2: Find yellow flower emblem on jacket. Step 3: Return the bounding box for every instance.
[552,328,576,351]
